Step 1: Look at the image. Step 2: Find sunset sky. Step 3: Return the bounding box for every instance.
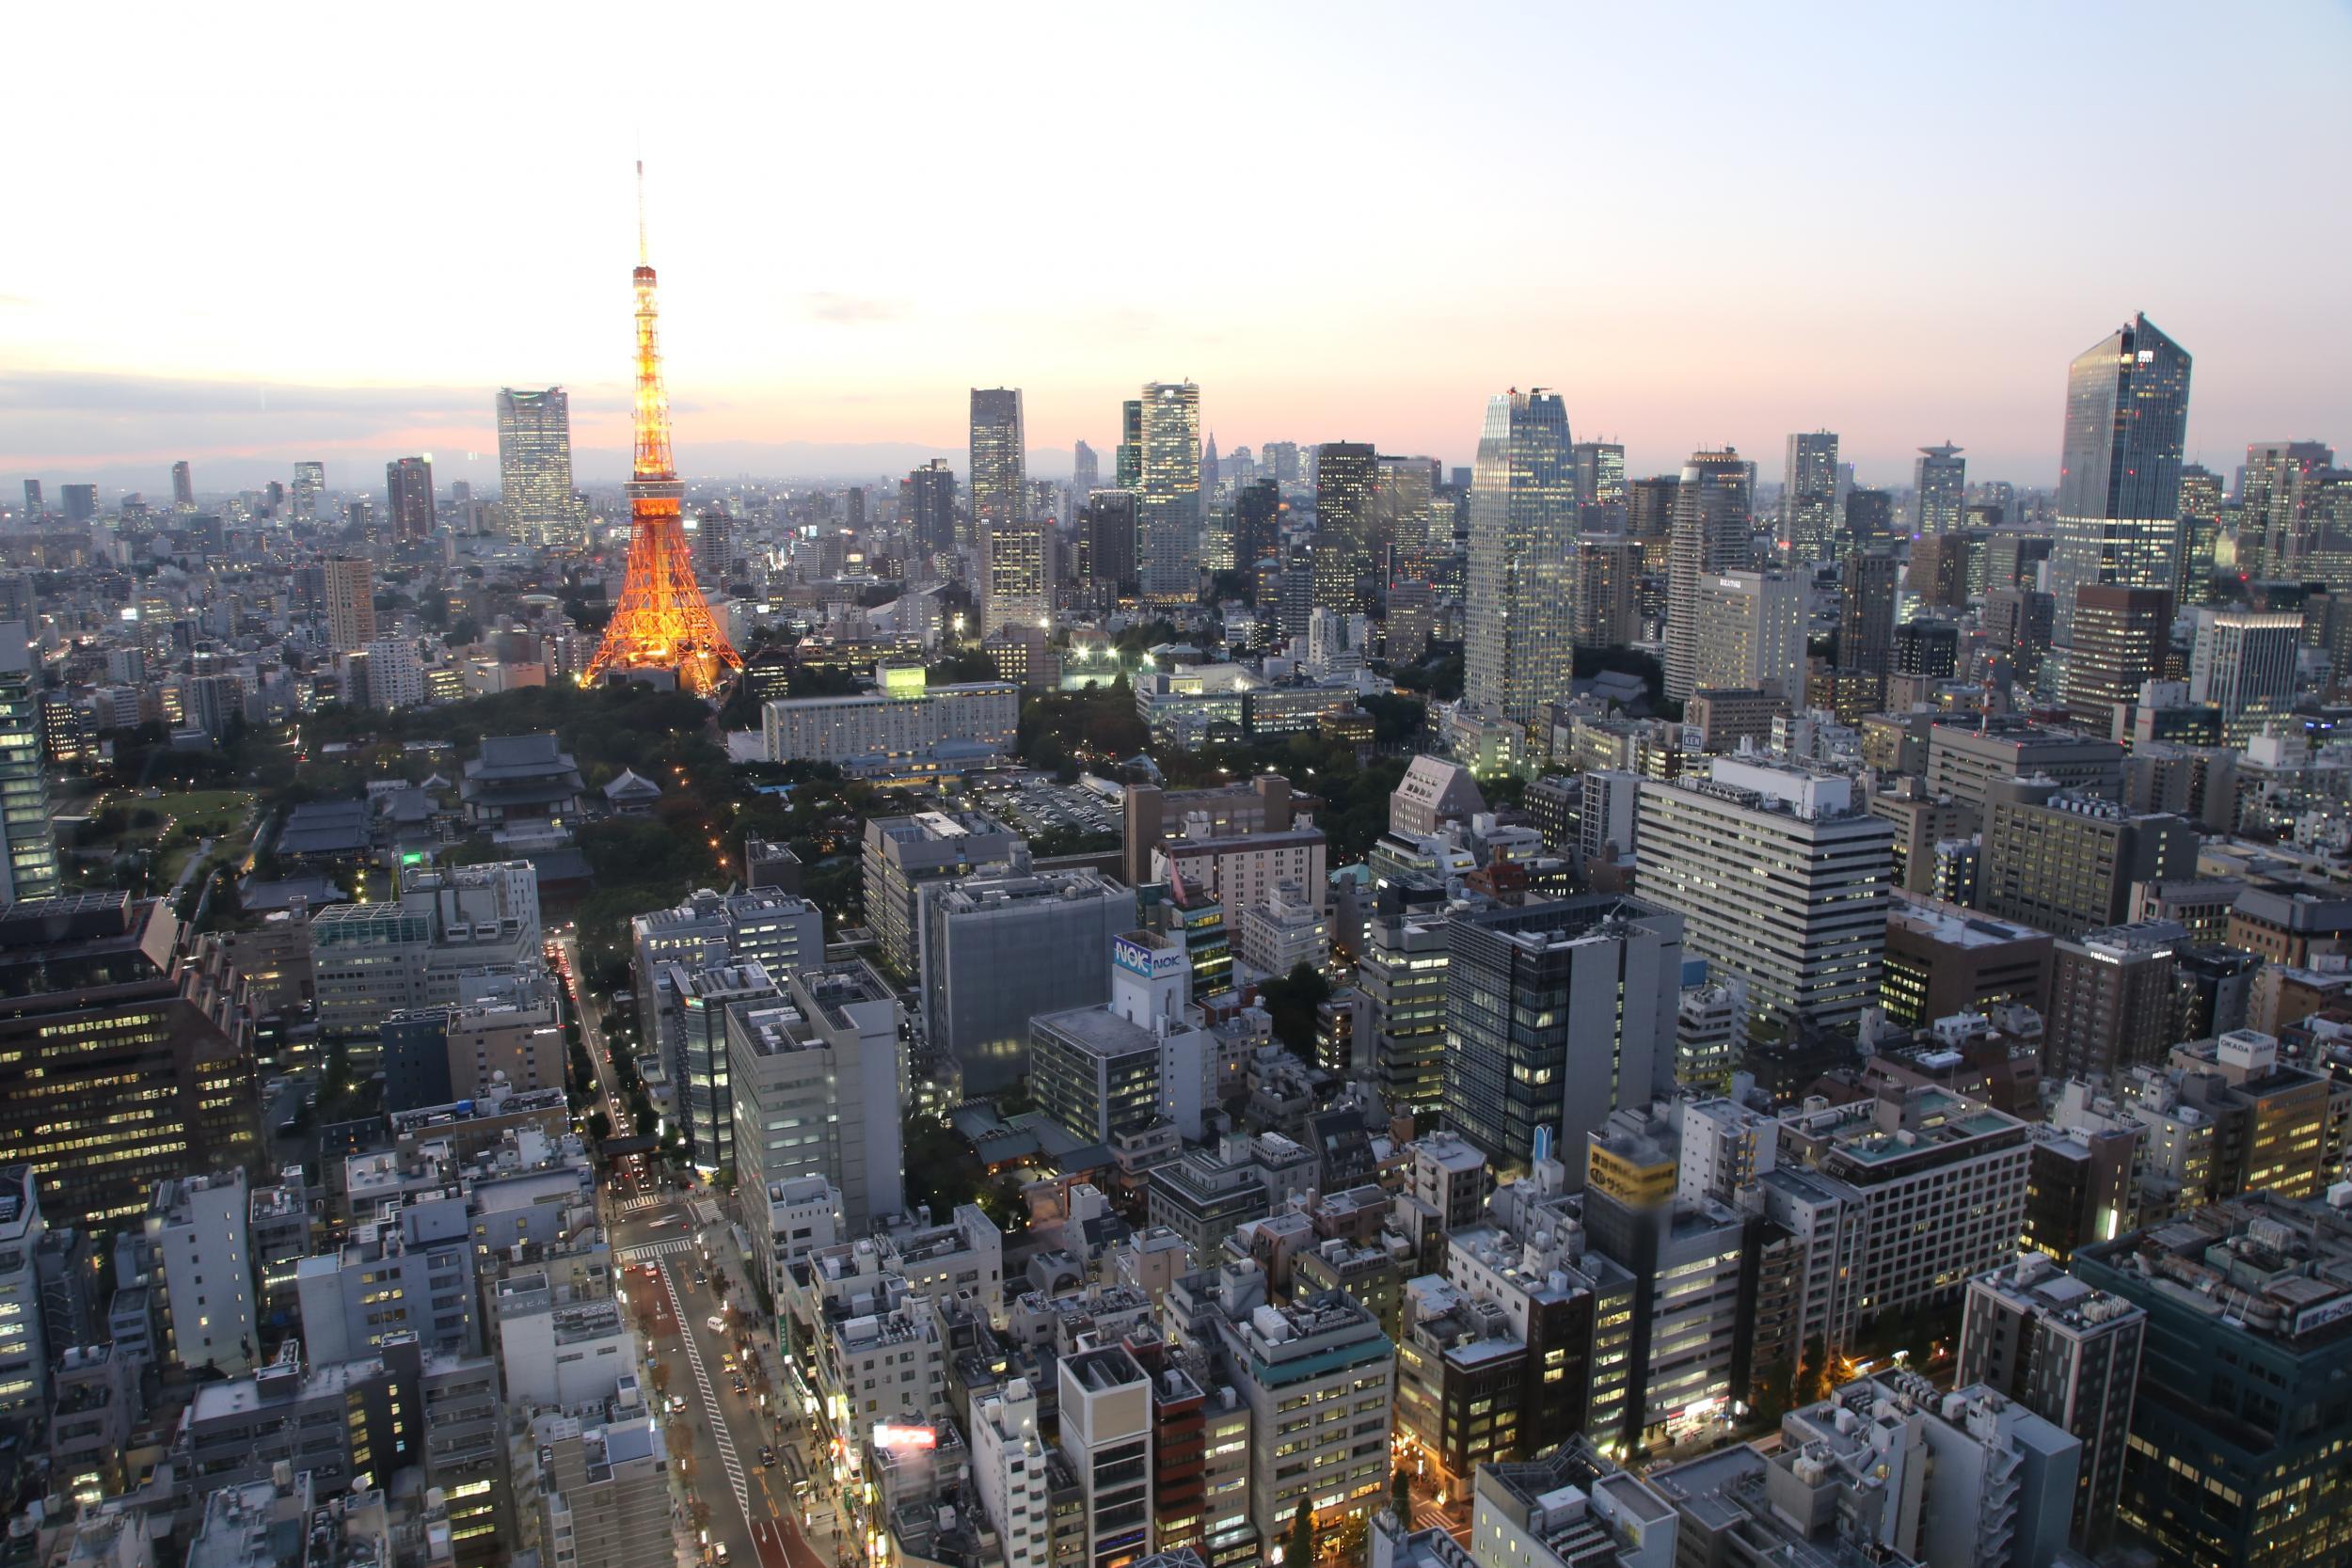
[8,1,2349,494]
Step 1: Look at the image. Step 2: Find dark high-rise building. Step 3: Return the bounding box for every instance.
[1892,618,1959,681]
[1843,486,1894,547]
[2049,314,2192,641]
[1663,449,1754,701]
[2177,463,2224,587]
[1440,895,1681,1173]
[969,388,1026,538]
[1078,491,1137,591]
[1838,547,1901,681]
[384,455,434,546]
[1073,439,1099,499]
[1782,431,1840,564]
[1311,441,1377,613]
[902,458,955,553]
[2065,585,2170,728]
[2045,920,2185,1081]
[1626,474,1679,563]
[60,484,97,524]
[1115,398,1143,489]
[0,894,261,1239]
[1573,440,1628,511]
[1232,477,1281,571]
[19,481,40,518]
[1977,778,2196,939]
[169,460,194,510]
[1982,587,2056,681]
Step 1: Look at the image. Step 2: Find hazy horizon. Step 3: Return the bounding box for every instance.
[8,3,2348,496]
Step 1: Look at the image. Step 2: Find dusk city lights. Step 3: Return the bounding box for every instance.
[1,8,2348,1568]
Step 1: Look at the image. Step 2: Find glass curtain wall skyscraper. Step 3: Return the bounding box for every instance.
[1136,381,1200,600]
[0,625,58,903]
[1781,431,1840,564]
[384,455,434,546]
[496,387,581,546]
[1311,441,1377,613]
[969,387,1026,537]
[1464,388,1575,724]
[2048,314,2192,642]
[1913,443,1966,536]
[1663,448,1754,701]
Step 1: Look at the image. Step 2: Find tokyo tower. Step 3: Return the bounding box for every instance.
[582,164,742,697]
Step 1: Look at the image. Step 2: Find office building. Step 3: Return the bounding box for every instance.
[921,865,1136,1095]
[2072,1194,2352,1568]
[2049,314,2193,641]
[903,457,956,553]
[1568,533,1640,651]
[668,961,780,1173]
[982,513,1053,637]
[1464,388,1576,723]
[0,1168,45,1422]
[1441,895,1681,1172]
[17,480,38,519]
[1150,828,1327,921]
[124,1170,255,1375]
[762,666,1018,781]
[1574,439,1629,511]
[1913,442,1966,535]
[289,460,325,517]
[2188,608,2301,743]
[169,459,195,509]
[1310,441,1377,613]
[0,626,58,903]
[1058,1342,1154,1568]
[1690,569,1805,701]
[1925,721,2123,810]
[862,811,1023,977]
[535,1413,672,1568]
[1976,779,2196,938]
[2065,584,2171,729]
[495,387,580,546]
[59,483,97,523]
[970,387,1026,536]
[0,895,259,1238]
[1664,449,1754,701]
[1881,897,2052,1029]
[1782,430,1840,564]
[1958,1253,2146,1551]
[971,1379,1060,1568]
[2045,921,2185,1082]
[1079,489,1137,590]
[1137,381,1202,598]
[1637,756,1895,1030]
[384,454,433,546]
[1839,546,1901,683]
[727,962,904,1233]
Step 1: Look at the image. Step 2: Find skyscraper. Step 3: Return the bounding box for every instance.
[169,460,195,511]
[969,388,1026,540]
[323,557,376,652]
[1375,455,1440,582]
[2241,439,2336,576]
[1838,547,1901,685]
[1115,399,1144,490]
[1311,441,1377,613]
[982,516,1053,637]
[1913,442,1966,535]
[384,455,434,546]
[19,482,40,519]
[1232,477,1282,571]
[2188,608,2302,742]
[1078,492,1137,591]
[1464,388,1576,724]
[2048,314,2192,641]
[1136,381,1200,600]
[903,458,956,554]
[1781,431,1840,564]
[292,462,325,519]
[1573,440,1628,511]
[1663,448,1754,701]
[2064,585,2170,729]
[2177,463,2224,587]
[0,625,59,904]
[60,485,96,524]
[1073,440,1099,500]
[496,388,581,546]
[1845,486,1894,546]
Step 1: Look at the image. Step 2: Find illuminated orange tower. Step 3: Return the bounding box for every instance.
[583,164,742,696]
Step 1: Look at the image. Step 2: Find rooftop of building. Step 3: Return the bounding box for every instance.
[1033,1003,1162,1060]
[2077,1189,2352,1351]
[1970,1252,2143,1331]
[1886,895,2048,947]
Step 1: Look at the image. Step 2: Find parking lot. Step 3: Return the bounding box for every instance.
[965,773,1121,838]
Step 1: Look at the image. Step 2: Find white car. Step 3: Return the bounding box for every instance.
[706,1314,726,1331]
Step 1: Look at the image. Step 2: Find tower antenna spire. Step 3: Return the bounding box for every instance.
[635,159,648,267]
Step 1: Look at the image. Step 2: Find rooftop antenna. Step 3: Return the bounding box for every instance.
[635,158,648,267]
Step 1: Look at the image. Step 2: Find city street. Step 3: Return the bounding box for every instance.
[614,1195,835,1568]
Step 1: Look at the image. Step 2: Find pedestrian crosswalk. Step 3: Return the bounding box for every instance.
[618,1237,691,1261]
[614,1193,675,1215]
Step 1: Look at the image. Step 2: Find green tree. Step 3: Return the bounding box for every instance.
[1285,1503,1315,1568]
[1796,1335,1835,1404]
[1390,1468,1411,1521]
[1257,962,1332,1057]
